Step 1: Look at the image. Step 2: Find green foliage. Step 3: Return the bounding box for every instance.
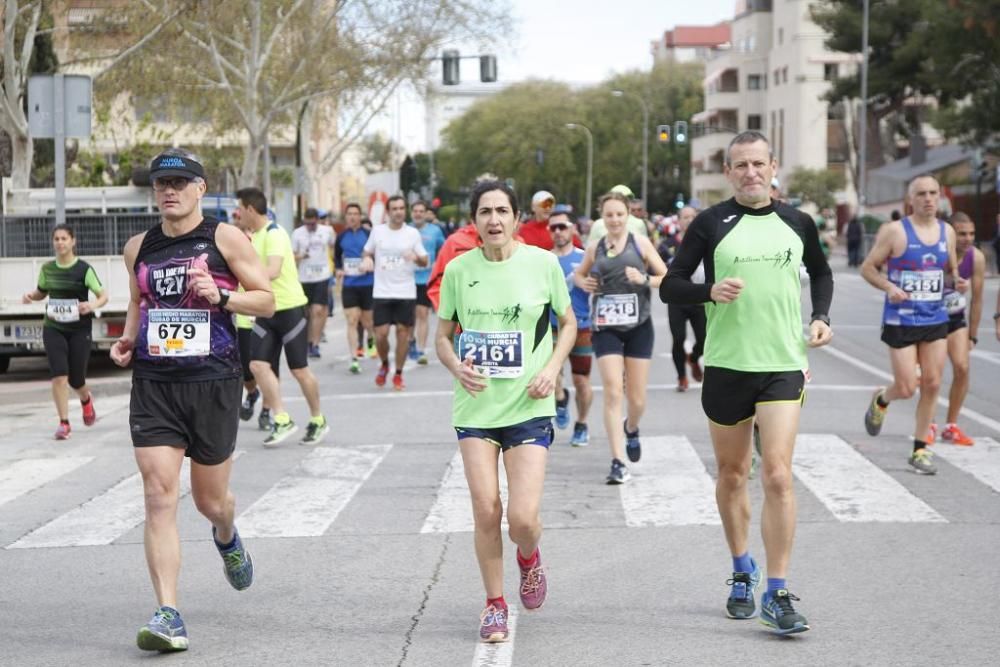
[785,167,846,210]
[360,134,402,174]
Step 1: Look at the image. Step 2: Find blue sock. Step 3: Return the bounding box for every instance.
[767,578,787,595]
[732,552,753,573]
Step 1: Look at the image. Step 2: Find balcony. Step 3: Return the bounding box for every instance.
[692,129,735,163]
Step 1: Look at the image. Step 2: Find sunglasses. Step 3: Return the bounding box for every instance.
[548,224,570,232]
[152,177,194,192]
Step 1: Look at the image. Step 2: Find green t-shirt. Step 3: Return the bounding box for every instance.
[37,258,104,332]
[252,222,307,311]
[706,210,806,372]
[438,244,571,428]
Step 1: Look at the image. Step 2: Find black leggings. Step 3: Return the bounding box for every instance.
[43,326,91,388]
[667,304,706,378]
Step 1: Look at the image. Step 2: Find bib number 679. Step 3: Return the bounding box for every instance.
[157,323,196,340]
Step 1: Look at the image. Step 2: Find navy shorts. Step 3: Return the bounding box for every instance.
[455,416,554,452]
[592,317,655,359]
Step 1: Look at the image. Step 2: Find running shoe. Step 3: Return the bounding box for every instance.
[942,424,974,446]
[239,389,259,421]
[366,340,378,358]
[518,551,547,610]
[555,390,571,430]
[726,559,762,619]
[926,423,938,445]
[479,604,509,643]
[354,347,364,358]
[908,448,937,474]
[759,589,810,635]
[676,376,689,392]
[308,343,321,359]
[606,458,630,485]
[417,352,429,365]
[375,363,389,387]
[407,339,419,361]
[624,421,641,462]
[349,359,361,375]
[54,422,71,440]
[570,422,589,447]
[392,373,405,391]
[687,354,703,382]
[263,419,298,447]
[301,417,330,445]
[258,408,272,431]
[864,388,888,436]
[136,606,188,652]
[749,422,762,480]
[213,526,254,590]
[81,398,96,426]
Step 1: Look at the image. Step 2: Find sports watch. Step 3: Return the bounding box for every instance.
[217,287,231,309]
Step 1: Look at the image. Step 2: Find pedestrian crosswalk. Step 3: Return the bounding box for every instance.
[1,435,998,551]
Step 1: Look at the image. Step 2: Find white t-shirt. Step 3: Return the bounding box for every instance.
[363,223,428,299]
[291,225,336,284]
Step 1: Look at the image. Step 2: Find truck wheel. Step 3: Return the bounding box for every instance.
[0,356,9,374]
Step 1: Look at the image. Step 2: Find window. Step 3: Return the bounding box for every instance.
[824,63,838,81]
[773,69,780,86]
[747,114,762,130]
[782,67,789,84]
[748,74,762,90]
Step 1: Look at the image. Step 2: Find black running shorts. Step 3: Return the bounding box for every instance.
[592,318,655,360]
[342,285,374,311]
[701,367,806,426]
[880,323,949,349]
[946,316,967,335]
[373,298,416,327]
[301,280,330,307]
[238,327,280,382]
[416,284,433,309]
[130,377,241,465]
[252,306,309,370]
[43,326,91,389]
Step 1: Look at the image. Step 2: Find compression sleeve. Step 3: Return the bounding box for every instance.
[660,215,714,305]
[799,212,834,319]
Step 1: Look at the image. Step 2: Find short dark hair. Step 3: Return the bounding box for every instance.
[52,223,75,239]
[725,130,773,166]
[411,199,428,211]
[951,211,974,226]
[891,209,902,221]
[344,202,362,214]
[304,207,319,220]
[387,195,406,209]
[548,211,577,226]
[236,187,268,215]
[470,179,519,218]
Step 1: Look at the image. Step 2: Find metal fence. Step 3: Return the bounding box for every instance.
[0,213,162,257]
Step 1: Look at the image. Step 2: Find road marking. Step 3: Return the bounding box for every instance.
[8,459,194,549]
[0,457,93,508]
[472,605,517,667]
[421,450,509,534]
[621,435,720,526]
[820,344,1000,434]
[238,445,392,538]
[793,434,945,523]
[970,350,1000,367]
[933,437,1000,494]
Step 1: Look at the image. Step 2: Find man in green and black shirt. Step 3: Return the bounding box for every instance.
[662,130,833,635]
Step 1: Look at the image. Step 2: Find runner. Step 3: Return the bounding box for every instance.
[862,175,967,474]
[516,190,557,249]
[574,191,667,483]
[409,199,446,365]
[665,206,706,392]
[435,179,575,643]
[932,212,985,446]
[662,131,834,634]
[548,209,594,446]
[22,224,107,439]
[111,150,272,652]
[238,187,329,446]
[361,195,428,390]
[334,202,375,374]
[587,184,649,242]
[291,207,337,359]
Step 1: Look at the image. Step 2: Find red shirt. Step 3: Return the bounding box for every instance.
[517,219,584,250]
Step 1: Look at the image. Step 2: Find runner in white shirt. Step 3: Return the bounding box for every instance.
[292,208,337,358]
[360,195,429,390]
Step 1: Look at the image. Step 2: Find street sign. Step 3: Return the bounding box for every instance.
[28,75,93,138]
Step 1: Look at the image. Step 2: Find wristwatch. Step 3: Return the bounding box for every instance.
[811,314,831,326]
[217,287,231,309]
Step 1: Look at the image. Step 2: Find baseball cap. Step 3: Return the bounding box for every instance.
[149,152,205,180]
[552,203,573,215]
[610,184,634,198]
[531,190,555,207]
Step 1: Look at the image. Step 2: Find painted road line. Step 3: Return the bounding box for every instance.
[421,450,509,534]
[239,445,392,538]
[0,457,93,509]
[934,437,1000,494]
[970,349,1000,367]
[8,459,193,549]
[621,435,720,527]
[794,434,945,523]
[472,604,518,667]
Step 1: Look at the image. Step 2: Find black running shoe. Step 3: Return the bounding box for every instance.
[606,458,630,485]
[624,421,641,462]
[760,589,810,635]
[726,559,762,619]
[239,390,259,421]
[258,408,272,431]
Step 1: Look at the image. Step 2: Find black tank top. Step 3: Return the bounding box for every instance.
[132,219,241,381]
[592,233,651,331]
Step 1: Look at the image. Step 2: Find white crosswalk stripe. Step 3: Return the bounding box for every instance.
[238,445,392,538]
[933,437,1000,494]
[621,435,721,527]
[471,605,517,667]
[422,450,509,534]
[0,456,93,509]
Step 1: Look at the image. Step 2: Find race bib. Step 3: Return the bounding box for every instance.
[379,253,406,271]
[343,257,363,276]
[899,270,943,302]
[456,330,524,379]
[594,293,639,327]
[304,262,327,280]
[46,298,80,323]
[147,309,210,357]
[943,290,966,315]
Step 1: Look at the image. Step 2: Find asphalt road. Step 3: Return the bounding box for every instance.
[1,254,998,666]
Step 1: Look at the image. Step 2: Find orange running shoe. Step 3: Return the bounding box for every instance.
[941,423,974,446]
[375,363,389,387]
[925,423,937,445]
[392,372,405,391]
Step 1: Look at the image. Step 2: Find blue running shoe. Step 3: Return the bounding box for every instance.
[213,527,254,591]
[570,422,589,447]
[760,589,810,635]
[136,606,188,652]
[726,559,762,619]
[624,420,641,462]
[555,389,571,430]
[407,339,419,361]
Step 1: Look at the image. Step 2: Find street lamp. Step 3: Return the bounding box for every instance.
[858,0,870,218]
[565,122,593,219]
[611,89,649,210]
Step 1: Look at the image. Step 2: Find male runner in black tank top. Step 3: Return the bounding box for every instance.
[111,150,274,652]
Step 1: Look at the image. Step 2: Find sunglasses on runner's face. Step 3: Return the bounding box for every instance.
[153,177,194,192]
[548,224,569,232]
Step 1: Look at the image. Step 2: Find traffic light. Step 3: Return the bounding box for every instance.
[674,121,688,145]
[657,124,671,144]
[480,55,497,83]
[442,49,460,85]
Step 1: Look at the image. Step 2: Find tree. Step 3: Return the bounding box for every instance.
[359,133,401,174]
[785,167,846,210]
[0,0,43,190]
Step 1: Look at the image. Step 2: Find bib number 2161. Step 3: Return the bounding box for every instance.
[456,330,523,378]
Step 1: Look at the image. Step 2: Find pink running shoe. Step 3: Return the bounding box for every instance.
[55,422,71,440]
[82,398,96,426]
[518,551,548,610]
[479,604,509,643]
